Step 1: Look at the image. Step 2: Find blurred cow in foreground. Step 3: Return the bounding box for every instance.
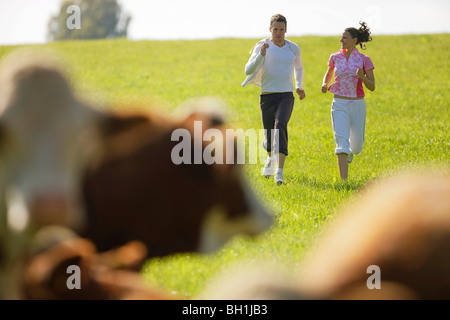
[80,98,273,257]
[0,49,272,299]
[197,170,450,300]
[297,170,450,300]
[22,228,178,300]
[0,49,107,299]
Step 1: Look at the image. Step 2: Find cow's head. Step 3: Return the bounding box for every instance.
[0,49,110,298]
[80,97,273,258]
[0,49,107,234]
[175,98,273,253]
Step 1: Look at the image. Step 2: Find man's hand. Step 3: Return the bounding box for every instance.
[260,43,269,56]
[296,88,306,100]
[321,83,328,93]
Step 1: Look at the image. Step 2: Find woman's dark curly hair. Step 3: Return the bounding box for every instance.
[345,21,372,50]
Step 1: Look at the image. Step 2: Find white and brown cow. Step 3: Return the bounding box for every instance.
[0,50,103,232]
[0,49,272,299]
[80,99,273,258]
[0,49,109,299]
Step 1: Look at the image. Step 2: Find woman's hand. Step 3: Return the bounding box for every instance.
[322,67,333,93]
[357,68,375,91]
[356,67,365,79]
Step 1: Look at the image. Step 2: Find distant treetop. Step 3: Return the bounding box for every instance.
[47,0,131,41]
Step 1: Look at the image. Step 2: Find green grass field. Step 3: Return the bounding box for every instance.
[1,34,448,298]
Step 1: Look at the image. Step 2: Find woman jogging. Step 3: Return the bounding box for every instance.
[321,21,375,181]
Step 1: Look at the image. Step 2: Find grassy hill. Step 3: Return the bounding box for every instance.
[1,34,448,298]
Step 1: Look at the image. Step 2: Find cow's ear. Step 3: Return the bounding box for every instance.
[175,97,229,130]
[184,110,225,128]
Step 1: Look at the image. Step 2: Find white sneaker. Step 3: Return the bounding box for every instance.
[262,158,276,178]
[274,171,286,185]
[347,153,353,163]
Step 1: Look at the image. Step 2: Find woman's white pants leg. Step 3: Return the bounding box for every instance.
[331,98,366,155]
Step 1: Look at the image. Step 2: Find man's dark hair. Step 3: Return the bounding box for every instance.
[270,14,287,29]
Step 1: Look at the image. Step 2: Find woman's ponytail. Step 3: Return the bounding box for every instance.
[345,21,373,50]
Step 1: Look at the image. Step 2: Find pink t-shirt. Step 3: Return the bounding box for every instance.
[328,48,374,98]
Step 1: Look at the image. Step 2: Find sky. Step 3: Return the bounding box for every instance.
[0,0,449,45]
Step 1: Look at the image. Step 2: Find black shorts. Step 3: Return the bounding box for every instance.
[259,92,294,156]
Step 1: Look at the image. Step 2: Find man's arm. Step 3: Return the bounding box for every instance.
[245,43,267,75]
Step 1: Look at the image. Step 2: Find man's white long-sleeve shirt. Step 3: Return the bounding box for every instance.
[242,39,304,92]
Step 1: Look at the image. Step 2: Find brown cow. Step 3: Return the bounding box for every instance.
[22,226,177,300]
[80,99,273,257]
[197,170,450,300]
[0,49,273,299]
[297,170,450,299]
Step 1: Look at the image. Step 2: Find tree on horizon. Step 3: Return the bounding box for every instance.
[47,0,131,41]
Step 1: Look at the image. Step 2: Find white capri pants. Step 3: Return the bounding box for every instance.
[331,97,366,155]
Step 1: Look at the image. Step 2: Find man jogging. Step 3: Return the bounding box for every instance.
[242,13,305,185]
